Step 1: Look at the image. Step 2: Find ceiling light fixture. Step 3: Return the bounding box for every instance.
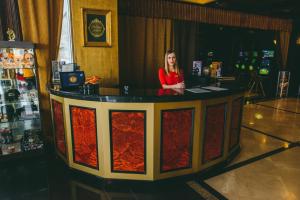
[178,0,216,5]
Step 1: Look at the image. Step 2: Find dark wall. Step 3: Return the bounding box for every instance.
[287,20,300,96]
[174,21,276,76]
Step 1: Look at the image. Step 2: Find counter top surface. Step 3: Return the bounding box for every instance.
[49,83,245,102]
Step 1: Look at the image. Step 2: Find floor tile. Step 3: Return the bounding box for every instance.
[229,128,286,166]
[205,147,300,200]
[257,98,300,113]
[242,104,300,142]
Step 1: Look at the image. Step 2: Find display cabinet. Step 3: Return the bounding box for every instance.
[0,41,43,158]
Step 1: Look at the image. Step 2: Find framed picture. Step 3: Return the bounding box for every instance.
[192,61,202,76]
[82,8,112,47]
[51,60,65,83]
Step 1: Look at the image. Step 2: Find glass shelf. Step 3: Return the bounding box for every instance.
[0,67,36,69]
[0,117,40,124]
[0,41,43,160]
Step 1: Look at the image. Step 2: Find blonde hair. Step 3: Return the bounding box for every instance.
[164,49,179,75]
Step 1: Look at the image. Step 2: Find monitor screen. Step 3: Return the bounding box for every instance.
[262,50,274,58]
[259,68,270,75]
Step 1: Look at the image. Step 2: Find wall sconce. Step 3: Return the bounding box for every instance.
[296,36,300,45]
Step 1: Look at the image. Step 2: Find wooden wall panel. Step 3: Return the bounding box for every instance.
[119,0,293,32]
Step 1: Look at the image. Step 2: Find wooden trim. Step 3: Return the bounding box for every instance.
[119,0,293,32]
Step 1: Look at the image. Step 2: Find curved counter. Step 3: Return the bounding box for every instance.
[49,85,244,181]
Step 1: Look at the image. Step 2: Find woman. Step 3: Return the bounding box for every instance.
[158,50,185,89]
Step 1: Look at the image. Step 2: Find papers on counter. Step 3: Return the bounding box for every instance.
[185,88,211,93]
[201,86,228,91]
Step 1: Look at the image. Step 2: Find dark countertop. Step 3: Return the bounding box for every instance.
[49,83,245,103]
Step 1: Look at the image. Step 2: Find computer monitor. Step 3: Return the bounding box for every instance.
[262,50,274,58]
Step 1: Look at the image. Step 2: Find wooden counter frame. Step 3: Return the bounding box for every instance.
[50,93,244,181]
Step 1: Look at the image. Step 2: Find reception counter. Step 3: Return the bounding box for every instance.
[49,85,244,181]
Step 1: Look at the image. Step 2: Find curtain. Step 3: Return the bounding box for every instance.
[0,15,3,40]
[18,0,64,140]
[174,20,200,78]
[119,16,174,88]
[279,31,291,69]
[0,0,22,40]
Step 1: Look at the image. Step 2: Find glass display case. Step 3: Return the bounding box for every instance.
[0,41,43,158]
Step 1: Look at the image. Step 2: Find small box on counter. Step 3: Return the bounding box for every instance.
[60,71,85,90]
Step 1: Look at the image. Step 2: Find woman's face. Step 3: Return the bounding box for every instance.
[167,53,176,67]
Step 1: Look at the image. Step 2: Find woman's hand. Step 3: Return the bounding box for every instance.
[174,82,185,88]
[171,88,184,94]
[162,82,185,89]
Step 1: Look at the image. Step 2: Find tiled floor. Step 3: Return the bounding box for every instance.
[242,104,300,142]
[257,98,300,113]
[229,127,286,166]
[1,98,300,200]
[205,97,300,200]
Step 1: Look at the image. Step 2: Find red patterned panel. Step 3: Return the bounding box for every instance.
[52,100,66,157]
[229,98,243,150]
[203,104,226,163]
[161,109,194,172]
[70,106,98,169]
[110,111,145,173]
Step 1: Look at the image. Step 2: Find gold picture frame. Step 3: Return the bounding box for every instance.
[82,8,112,47]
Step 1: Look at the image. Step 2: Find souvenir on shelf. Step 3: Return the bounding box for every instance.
[0,41,43,158]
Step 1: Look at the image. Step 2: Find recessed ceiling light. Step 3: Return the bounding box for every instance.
[178,0,216,5]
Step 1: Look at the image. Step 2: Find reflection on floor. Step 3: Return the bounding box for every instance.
[205,97,300,200]
[229,127,286,166]
[257,98,300,113]
[0,98,300,200]
[243,103,300,142]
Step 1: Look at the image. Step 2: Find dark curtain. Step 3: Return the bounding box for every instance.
[286,20,300,96]
[0,0,22,41]
[174,20,200,79]
[279,31,291,69]
[0,15,3,40]
[119,15,174,89]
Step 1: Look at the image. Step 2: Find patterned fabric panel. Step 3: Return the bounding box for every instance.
[70,106,98,169]
[203,104,226,163]
[229,98,243,150]
[161,109,194,172]
[110,111,146,173]
[52,100,66,157]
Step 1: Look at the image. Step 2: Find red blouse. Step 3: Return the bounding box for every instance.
[158,68,184,87]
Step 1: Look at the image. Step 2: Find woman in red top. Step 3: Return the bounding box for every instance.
[158,50,185,89]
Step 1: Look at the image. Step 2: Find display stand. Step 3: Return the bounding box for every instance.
[276,71,290,98]
[0,41,43,159]
[248,72,266,97]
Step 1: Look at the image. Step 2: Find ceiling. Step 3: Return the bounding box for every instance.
[208,0,300,19]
